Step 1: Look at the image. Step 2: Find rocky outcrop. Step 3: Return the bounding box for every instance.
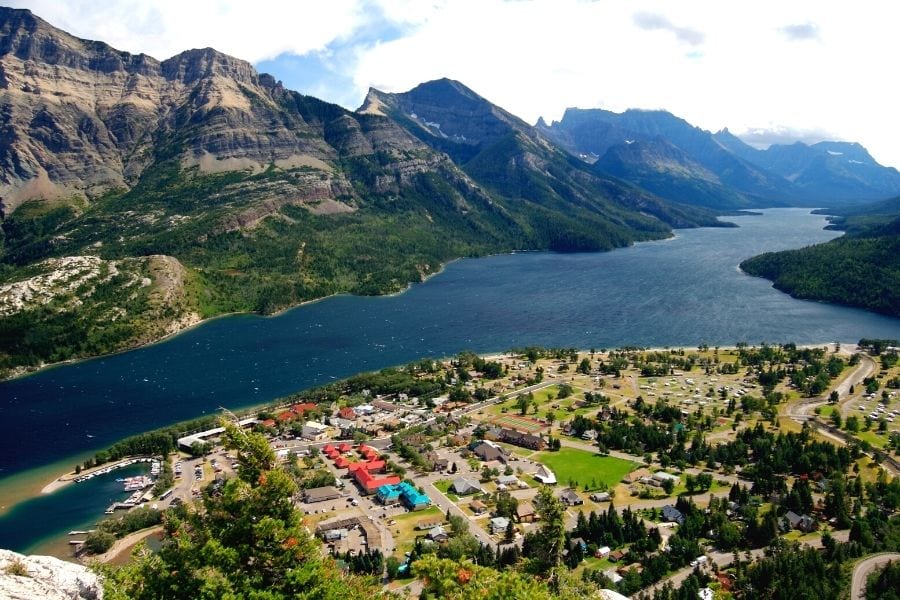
[0,549,102,600]
[0,7,431,215]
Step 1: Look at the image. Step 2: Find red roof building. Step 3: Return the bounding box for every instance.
[261,419,276,428]
[323,444,336,454]
[276,411,296,422]
[353,468,401,494]
[338,443,353,453]
[338,407,357,420]
[334,456,350,469]
[292,403,317,415]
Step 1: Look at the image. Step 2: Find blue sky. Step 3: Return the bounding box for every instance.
[10,0,900,168]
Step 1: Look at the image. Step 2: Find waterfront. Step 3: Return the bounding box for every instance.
[2,208,900,552]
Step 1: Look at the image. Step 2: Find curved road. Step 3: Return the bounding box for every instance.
[850,553,900,600]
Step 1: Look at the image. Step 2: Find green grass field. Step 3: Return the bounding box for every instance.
[535,448,638,491]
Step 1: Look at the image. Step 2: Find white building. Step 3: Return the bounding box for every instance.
[302,421,329,441]
[534,464,557,485]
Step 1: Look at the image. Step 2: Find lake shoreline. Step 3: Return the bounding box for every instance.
[5,341,851,515]
[0,220,687,384]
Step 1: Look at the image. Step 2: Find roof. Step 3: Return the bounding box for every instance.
[472,441,506,462]
[497,475,519,485]
[661,505,685,523]
[516,501,535,517]
[652,471,680,482]
[451,478,482,495]
[353,468,401,492]
[305,486,341,501]
[378,481,430,506]
[534,465,557,484]
[304,421,328,431]
[490,516,510,529]
[599,588,629,600]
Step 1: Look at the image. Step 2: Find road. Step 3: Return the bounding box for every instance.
[782,354,900,476]
[850,552,900,600]
[642,529,851,596]
[785,354,877,422]
[422,481,498,549]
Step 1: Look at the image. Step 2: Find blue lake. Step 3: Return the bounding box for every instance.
[2,208,900,551]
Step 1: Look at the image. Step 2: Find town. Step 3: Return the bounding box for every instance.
[66,342,900,599]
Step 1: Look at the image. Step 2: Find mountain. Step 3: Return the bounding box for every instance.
[0,9,721,376]
[541,108,900,208]
[362,79,727,236]
[714,131,900,203]
[741,197,900,317]
[539,108,796,209]
[593,138,752,210]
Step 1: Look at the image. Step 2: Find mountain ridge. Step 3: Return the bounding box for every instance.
[0,8,722,377]
[541,106,900,208]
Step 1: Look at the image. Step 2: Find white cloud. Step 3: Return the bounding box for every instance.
[6,0,368,62]
[8,0,900,168]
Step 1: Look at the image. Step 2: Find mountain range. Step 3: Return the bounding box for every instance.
[539,109,900,209]
[1,6,898,374]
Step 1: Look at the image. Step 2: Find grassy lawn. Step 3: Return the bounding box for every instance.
[816,405,834,417]
[854,430,889,449]
[535,448,638,490]
[433,479,461,502]
[389,506,442,554]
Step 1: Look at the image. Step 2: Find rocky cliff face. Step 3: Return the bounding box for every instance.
[0,549,102,600]
[0,7,431,214]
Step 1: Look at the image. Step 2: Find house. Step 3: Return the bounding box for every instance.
[781,511,818,533]
[661,505,685,525]
[699,588,714,600]
[490,516,510,535]
[590,492,611,503]
[595,545,611,558]
[516,501,536,523]
[470,500,488,514]
[451,477,483,496]
[652,471,680,485]
[304,486,341,504]
[330,417,356,434]
[416,519,444,531]
[337,407,357,420]
[427,526,449,543]
[471,441,508,463]
[354,404,376,416]
[560,488,583,506]
[292,403,318,417]
[534,465,557,485]
[496,474,520,487]
[334,456,350,469]
[622,467,651,484]
[602,569,623,584]
[302,421,329,441]
[608,550,626,562]
[338,443,353,453]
